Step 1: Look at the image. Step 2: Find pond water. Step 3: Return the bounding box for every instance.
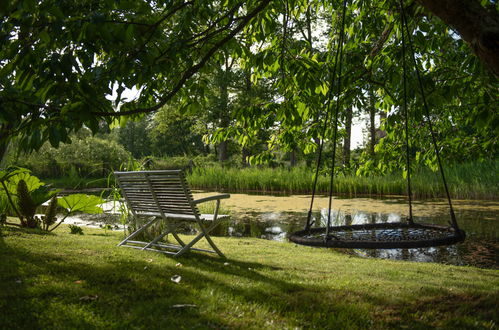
[68,192,498,269]
[195,192,499,269]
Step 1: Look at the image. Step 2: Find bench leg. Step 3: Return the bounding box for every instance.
[199,221,225,257]
[173,220,224,258]
[118,217,158,247]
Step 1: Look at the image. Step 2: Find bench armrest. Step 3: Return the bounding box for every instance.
[193,194,230,205]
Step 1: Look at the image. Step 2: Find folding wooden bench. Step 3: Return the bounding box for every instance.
[114,170,229,257]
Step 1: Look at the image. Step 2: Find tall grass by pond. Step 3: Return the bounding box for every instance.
[38,159,497,200]
[188,160,498,199]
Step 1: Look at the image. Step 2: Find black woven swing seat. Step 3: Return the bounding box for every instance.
[289,222,466,249]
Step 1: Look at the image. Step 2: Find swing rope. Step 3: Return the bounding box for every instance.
[400,1,414,224]
[325,0,348,239]
[306,0,348,231]
[399,1,459,230]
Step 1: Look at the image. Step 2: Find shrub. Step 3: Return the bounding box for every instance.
[68,224,83,235]
[0,168,104,231]
[12,134,132,179]
[145,155,219,171]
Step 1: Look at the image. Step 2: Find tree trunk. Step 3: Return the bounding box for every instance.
[217,58,230,164]
[240,68,252,168]
[290,149,297,167]
[418,0,499,77]
[0,142,8,168]
[0,124,12,167]
[377,110,387,140]
[369,89,376,157]
[241,147,250,167]
[342,107,352,166]
[218,140,228,163]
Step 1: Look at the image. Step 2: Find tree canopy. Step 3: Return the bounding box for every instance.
[1,0,497,166]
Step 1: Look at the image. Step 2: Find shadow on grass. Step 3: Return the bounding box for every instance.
[0,231,376,328]
[1,228,497,328]
[0,226,43,328]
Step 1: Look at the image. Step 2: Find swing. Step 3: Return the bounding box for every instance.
[289,0,466,249]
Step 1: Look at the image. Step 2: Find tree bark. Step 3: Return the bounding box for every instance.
[217,59,230,164]
[369,88,376,157]
[290,149,297,167]
[418,0,499,77]
[241,147,250,167]
[0,124,12,167]
[241,68,252,167]
[218,140,228,163]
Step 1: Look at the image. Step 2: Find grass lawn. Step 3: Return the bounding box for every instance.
[1,225,497,329]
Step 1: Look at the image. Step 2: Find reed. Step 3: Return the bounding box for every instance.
[188,159,498,199]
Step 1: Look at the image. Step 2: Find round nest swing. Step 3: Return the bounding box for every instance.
[289,223,466,249]
[288,0,466,250]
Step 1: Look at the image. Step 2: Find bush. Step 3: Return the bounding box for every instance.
[69,224,83,235]
[12,135,132,179]
[145,155,219,171]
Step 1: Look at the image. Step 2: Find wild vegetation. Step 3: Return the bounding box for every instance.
[0,168,103,231]
[0,1,497,328]
[188,159,499,199]
[1,0,497,179]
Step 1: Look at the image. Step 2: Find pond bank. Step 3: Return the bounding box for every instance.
[60,192,498,268]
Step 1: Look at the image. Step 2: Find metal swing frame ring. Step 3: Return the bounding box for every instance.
[289,222,466,249]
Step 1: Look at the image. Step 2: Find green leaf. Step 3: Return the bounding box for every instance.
[58,194,104,214]
[0,168,30,183]
[30,186,59,208]
[39,30,51,44]
[5,171,44,195]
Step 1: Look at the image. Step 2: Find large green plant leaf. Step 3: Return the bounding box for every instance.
[58,194,104,214]
[0,168,30,184]
[31,186,59,208]
[4,171,44,195]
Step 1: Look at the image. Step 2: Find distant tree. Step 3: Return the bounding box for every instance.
[148,105,205,157]
[116,117,152,159]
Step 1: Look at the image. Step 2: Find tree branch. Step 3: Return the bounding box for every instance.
[417,0,499,77]
[94,0,270,117]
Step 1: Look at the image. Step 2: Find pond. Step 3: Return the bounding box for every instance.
[69,192,498,269]
[195,192,499,269]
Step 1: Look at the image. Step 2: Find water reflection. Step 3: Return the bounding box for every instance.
[223,208,498,269]
[77,195,498,269]
[316,209,403,227]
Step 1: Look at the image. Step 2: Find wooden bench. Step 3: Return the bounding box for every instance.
[114,170,229,257]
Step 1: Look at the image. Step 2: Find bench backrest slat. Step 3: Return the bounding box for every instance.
[115,170,200,217]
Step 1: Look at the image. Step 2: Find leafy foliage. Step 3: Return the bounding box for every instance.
[148,105,206,157]
[68,224,84,235]
[0,168,103,231]
[0,0,496,174]
[10,132,132,179]
[0,0,272,152]
[58,194,104,215]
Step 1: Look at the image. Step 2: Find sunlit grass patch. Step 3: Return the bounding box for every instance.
[0,224,497,329]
